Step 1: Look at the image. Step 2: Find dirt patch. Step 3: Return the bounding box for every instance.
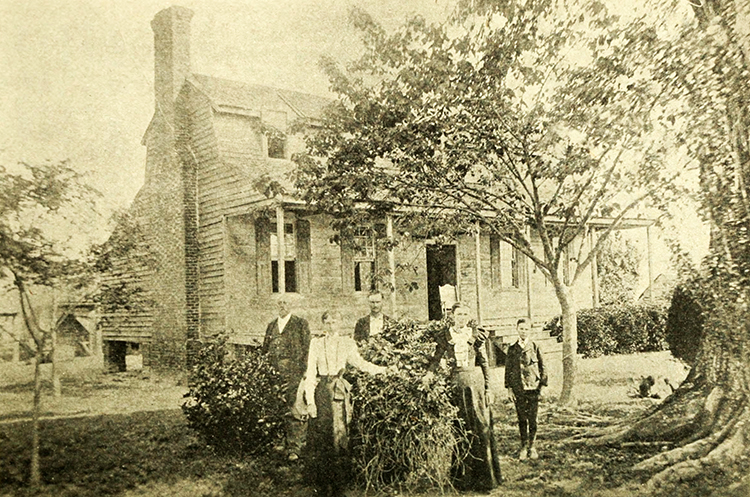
[0,359,186,423]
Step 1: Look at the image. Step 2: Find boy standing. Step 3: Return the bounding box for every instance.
[504,318,547,460]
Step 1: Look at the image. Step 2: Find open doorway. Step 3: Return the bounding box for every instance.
[104,341,143,372]
[426,244,457,320]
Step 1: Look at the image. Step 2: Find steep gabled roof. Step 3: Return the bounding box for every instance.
[188,74,331,120]
[142,74,331,145]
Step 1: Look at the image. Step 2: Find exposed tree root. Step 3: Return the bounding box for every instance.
[565,386,706,446]
[645,407,749,492]
[632,403,742,473]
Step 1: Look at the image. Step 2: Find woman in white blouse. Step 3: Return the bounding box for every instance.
[303,310,387,497]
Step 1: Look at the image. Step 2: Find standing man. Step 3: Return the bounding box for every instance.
[262,296,311,462]
[504,318,547,461]
[354,290,392,343]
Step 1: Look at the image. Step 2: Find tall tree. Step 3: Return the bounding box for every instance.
[585,0,750,492]
[0,160,98,486]
[296,0,688,404]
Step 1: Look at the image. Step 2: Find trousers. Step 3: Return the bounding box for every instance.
[513,389,539,446]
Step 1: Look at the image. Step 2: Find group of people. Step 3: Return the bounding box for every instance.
[261,291,547,496]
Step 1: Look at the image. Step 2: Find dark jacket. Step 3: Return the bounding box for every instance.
[427,325,491,389]
[262,314,311,384]
[353,314,393,342]
[504,340,547,393]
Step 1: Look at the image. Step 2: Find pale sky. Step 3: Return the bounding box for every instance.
[1,0,456,214]
[1,0,709,274]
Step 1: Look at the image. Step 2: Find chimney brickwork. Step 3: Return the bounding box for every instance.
[136,6,195,373]
[151,6,194,129]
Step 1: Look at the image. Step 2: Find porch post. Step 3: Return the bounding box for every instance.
[474,222,482,325]
[525,226,533,320]
[646,225,653,302]
[276,204,285,294]
[590,228,599,308]
[386,215,397,314]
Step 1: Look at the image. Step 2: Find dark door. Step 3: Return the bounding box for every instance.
[426,244,457,320]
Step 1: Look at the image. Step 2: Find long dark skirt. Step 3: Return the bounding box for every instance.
[451,368,502,491]
[306,376,351,495]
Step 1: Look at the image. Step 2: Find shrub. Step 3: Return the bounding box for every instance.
[182,334,287,455]
[545,303,668,358]
[348,319,466,494]
[665,281,704,365]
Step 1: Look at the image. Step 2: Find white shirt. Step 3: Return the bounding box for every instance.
[277,314,292,334]
[304,334,385,404]
[369,314,384,336]
[449,325,474,369]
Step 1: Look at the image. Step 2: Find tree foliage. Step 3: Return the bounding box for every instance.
[0,160,99,487]
[580,0,750,491]
[597,231,642,305]
[295,0,692,403]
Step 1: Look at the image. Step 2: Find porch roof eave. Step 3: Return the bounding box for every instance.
[273,198,657,230]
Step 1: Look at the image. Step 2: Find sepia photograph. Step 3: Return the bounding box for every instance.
[1,0,748,496]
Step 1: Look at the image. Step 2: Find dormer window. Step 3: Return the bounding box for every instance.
[262,113,288,159]
[268,134,286,159]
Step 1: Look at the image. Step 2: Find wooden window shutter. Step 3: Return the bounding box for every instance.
[255,216,272,294]
[490,235,501,289]
[374,223,388,291]
[340,229,354,293]
[296,218,311,294]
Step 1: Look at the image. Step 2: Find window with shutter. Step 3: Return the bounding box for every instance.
[353,226,376,292]
[270,222,297,293]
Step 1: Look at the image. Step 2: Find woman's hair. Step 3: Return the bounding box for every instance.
[321,310,341,323]
[451,301,466,313]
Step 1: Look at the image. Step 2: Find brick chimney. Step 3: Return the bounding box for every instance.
[151,6,194,127]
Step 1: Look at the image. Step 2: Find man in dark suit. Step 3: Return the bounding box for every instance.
[262,296,311,462]
[354,290,393,343]
[504,318,547,461]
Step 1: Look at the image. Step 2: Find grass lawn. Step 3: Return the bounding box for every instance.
[5,351,742,497]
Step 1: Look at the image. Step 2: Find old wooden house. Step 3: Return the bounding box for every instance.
[101,6,653,374]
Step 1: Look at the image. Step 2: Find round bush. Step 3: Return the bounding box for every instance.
[182,335,287,455]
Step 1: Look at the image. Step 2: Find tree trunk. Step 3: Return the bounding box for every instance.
[50,289,61,398]
[554,279,578,406]
[50,325,61,398]
[30,344,43,487]
[582,2,750,490]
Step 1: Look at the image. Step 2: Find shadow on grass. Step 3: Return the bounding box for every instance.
[0,398,733,497]
[0,409,217,497]
[0,408,319,497]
